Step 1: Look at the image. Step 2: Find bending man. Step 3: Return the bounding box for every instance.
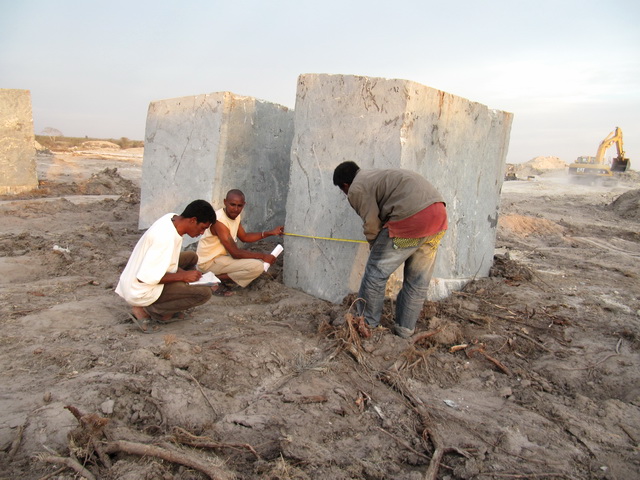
[333,161,448,338]
[197,189,284,292]
[115,199,216,330]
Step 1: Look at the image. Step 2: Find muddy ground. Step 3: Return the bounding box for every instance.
[0,151,639,480]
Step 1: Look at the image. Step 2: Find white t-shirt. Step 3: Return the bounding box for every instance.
[115,213,182,306]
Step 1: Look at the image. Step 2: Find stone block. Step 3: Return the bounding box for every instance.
[140,92,294,233]
[284,74,513,303]
[0,89,37,195]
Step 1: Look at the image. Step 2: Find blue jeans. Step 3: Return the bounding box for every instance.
[357,228,443,331]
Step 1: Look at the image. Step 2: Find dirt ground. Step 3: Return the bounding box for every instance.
[0,150,639,480]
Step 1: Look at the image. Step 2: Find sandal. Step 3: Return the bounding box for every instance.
[127,313,150,333]
[211,284,235,297]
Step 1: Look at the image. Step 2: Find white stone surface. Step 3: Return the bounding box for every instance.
[284,74,513,303]
[0,89,38,195]
[139,92,294,232]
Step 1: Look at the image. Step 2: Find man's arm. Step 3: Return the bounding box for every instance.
[158,268,201,284]
[237,225,284,243]
[348,186,382,242]
[214,221,277,263]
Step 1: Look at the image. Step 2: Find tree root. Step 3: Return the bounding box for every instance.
[103,440,233,480]
[171,426,261,460]
[35,404,234,480]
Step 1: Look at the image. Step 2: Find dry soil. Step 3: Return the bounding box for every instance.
[0,152,639,480]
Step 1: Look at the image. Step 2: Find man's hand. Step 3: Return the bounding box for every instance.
[263,254,277,265]
[179,269,202,283]
[268,225,284,236]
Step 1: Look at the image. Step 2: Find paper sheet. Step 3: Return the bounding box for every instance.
[188,271,220,286]
[264,244,284,272]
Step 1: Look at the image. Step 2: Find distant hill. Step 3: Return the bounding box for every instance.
[35,135,143,151]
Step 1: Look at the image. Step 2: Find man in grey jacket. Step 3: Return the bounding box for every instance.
[333,161,448,338]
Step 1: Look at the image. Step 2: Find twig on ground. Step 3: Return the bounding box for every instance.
[37,466,66,480]
[376,426,429,460]
[512,330,553,353]
[178,369,218,418]
[39,455,96,480]
[559,353,619,371]
[466,346,512,376]
[476,473,570,478]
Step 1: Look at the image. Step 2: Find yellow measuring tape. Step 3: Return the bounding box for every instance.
[283,232,367,244]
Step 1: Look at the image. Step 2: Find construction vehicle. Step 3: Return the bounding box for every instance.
[568,127,630,178]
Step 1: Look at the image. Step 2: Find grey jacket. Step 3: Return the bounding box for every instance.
[347,168,445,242]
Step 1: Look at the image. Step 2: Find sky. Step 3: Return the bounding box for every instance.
[1,0,639,164]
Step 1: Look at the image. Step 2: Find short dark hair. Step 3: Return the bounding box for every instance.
[225,189,245,200]
[333,161,360,186]
[180,199,216,224]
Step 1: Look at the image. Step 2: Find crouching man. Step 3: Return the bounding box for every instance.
[196,189,284,294]
[115,199,216,331]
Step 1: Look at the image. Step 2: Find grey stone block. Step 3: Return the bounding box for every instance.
[284,74,513,303]
[139,92,294,233]
[0,89,37,195]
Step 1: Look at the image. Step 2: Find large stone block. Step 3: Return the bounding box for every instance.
[140,92,294,232]
[284,74,513,303]
[0,89,37,195]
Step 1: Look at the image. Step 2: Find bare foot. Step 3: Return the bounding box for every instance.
[132,306,151,321]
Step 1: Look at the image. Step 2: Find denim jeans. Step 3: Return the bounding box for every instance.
[357,228,443,331]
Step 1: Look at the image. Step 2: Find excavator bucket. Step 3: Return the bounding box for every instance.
[611,156,630,172]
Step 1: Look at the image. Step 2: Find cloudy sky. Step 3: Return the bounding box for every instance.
[1,0,638,164]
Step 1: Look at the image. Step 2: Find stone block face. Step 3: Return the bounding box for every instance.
[140,92,294,232]
[0,89,38,194]
[284,74,513,303]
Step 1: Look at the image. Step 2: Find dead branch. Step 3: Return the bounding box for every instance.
[171,426,261,459]
[264,321,294,329]
[423,428,445,480]
[103,440,233,480]
[476,473,570,478]
[376,426,430,460]
[39,455,96,480]
[466,346,512,376]
[512,330,553,353]
[411,329,442,345]
[559,353,619,371]
[7,423,25,461]
[37,466,66,480]
[64,404,84,422]
[181,369,218,418]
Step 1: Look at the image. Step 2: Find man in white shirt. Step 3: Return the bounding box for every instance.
[196,189,284,293]
[116,199,216,330]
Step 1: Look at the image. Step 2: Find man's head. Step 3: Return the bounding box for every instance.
[333,161,360,195]
[180,199,216,237]
[223,189,246,220]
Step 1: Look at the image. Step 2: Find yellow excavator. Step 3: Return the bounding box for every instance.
[568,127,630,178]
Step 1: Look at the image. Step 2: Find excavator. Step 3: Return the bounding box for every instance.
[568,127,631,178]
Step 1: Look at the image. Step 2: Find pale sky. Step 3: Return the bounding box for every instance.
[1,0,639,164]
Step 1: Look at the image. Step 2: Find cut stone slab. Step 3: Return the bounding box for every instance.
[0,89,38,195]
[284,74,513,303]
[139,92,294,233]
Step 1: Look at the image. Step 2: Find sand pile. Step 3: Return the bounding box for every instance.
[607,188,640,220]
[515,156,567,178]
